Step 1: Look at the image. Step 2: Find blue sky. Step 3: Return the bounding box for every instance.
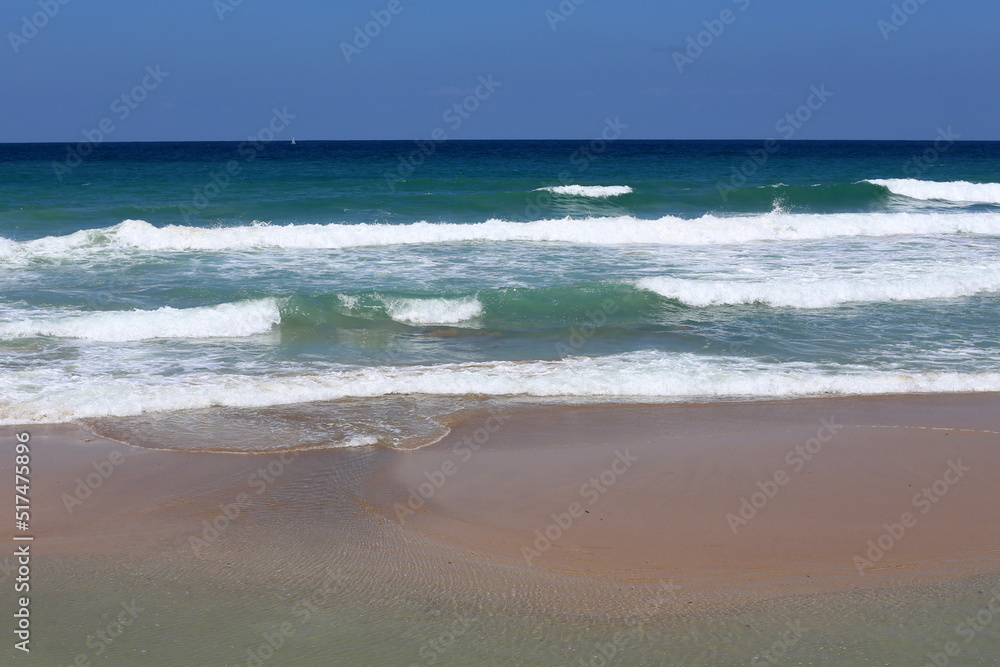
[2,0,997,141]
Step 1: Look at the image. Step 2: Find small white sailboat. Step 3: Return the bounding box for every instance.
[291,138,296,145]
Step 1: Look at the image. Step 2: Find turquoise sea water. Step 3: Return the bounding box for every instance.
[2,140,1000,441]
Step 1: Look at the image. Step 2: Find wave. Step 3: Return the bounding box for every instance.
[718,181,892,211]
[4,213,1000,261]
[6,265,1000,345]
[534,185,633,197]
[383,296,481,325]
[0,299,280,342]
[332,435,380,448]
[0,294,486,343]
[337,294,483,326]
[0,211,1000,261]
[866,179,1000,205]
[4,350,1000,423]
[636,263,1000,308]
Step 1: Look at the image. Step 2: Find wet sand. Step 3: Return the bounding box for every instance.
[4,393,1000,665]
[374,394,1000,597]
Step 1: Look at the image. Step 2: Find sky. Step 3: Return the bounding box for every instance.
[1,0,998,142]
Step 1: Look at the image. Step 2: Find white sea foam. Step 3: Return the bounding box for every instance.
[0,237,17,262]
[382,296,483,325]
[336,435,380,448]
[637,263,1000,308]
[534,185,633,197]
[3,213,1000,261]
[335,293,483,325]
[867,179,1000,205]
[0,299,281,342]
[337,294,361,309]
[3,351,1000,424]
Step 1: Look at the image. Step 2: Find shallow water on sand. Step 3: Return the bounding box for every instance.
[28,520,1000,665]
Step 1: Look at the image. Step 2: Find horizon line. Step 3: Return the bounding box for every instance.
[2,137,997,145]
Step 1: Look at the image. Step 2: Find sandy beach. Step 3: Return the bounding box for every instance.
[5,393,1000,665]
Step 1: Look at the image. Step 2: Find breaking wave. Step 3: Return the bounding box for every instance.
[4,350,1000,423]
[534,185,633,197]
[3,212,1000,263]
[866,179,1000,205]
[0,299,281,342]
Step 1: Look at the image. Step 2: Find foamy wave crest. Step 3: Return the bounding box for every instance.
[867,179,1000,205]
[382,296,482,325]
[335,293,483,326]
[0,299,281,342]
[337,435,380,448]
[534,185,633,197]
[5,212,1000,260]
[637,264,1000,308]
[4,351,1000,423]
[0,237,18,262]
[0,226,114,265]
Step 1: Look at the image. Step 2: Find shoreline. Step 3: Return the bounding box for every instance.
[71,388,1000,453]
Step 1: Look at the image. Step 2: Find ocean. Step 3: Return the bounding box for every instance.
[3,139,1000,449]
